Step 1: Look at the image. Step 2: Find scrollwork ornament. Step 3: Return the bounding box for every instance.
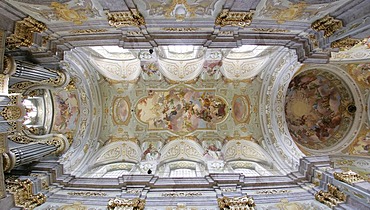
[9,135,34,144]
[311,15,343,38]
[67,191,107,197]
[41,136,66,154]
[218,195,255,210]
[2,153,12,171]
[107,197,146,210]
[107,9,145,28]
[315,183,346,208]
[256,189,291,195]
[9,81,36,93]
[3,56,16,75]
[334,170,365,184]
[161,192,202,197]
[5,177,46,209]
[27,126,43,135]
[331,37,362,51]
[215,9,254,27]
[6,16,47,49]
[252,28,290,33]
[70,28,108,34]
[40,71,66,87]
[0,106,22,121]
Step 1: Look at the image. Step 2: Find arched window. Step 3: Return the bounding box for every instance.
[23,99,38,125]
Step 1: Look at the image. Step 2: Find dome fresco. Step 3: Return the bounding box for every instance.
[285,69,355,150]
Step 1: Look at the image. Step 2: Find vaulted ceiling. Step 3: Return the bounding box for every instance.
[1,0,369,178]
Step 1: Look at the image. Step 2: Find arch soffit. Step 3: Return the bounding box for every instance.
[222,140,274,166]
[91,141,141,168]
[158,139,205,165]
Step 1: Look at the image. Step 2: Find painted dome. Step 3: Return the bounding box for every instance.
[285,69,355,150]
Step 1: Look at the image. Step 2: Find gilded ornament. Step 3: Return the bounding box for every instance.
[256,189,291,195]
[215,9,254,27]
[331,37,362,51]
[2,153,12,171]
[252,28,290,33]
[107,9,145,28]
[161,192,202,197]
[218,195,255,210]
[162,27,199,32]
[42,136,66,154]
[27,89,44,98]
[5,177,46,209]
[334,170,364,184]
[67,191,107,197]
[308,34,319,49]
[70,29,108,34]
[6,16,47,49]
[9,81,35,94]
[311,15,343,38]
[314,183,346,208]
[0,106,22,121]
[9,135,35,144]
[3,56,16,74]
[0,132,6,153]
[0,74,9,94]
[41,71,67,87]
[7,121,18,131]
[107,197,146,210]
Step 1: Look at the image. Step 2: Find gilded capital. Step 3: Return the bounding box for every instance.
[311,15,343,38]
[215,9,254,27]
[5,177,46,209]
[6,16,47,48]
[107,9,145,28]
[3,56,16,75]
[40,70,67,87]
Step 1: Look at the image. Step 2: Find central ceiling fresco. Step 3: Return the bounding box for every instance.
[71,45,275,150]
[96,46,265,146]
[136,86,228,133]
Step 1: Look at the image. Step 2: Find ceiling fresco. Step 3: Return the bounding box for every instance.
[5,0,105,25]
[94,47,265,148]
[135,0,225,21]
[285,69,355,150]
[52,89,79,135]
[136,86,228,133]
[256,0,349,23]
